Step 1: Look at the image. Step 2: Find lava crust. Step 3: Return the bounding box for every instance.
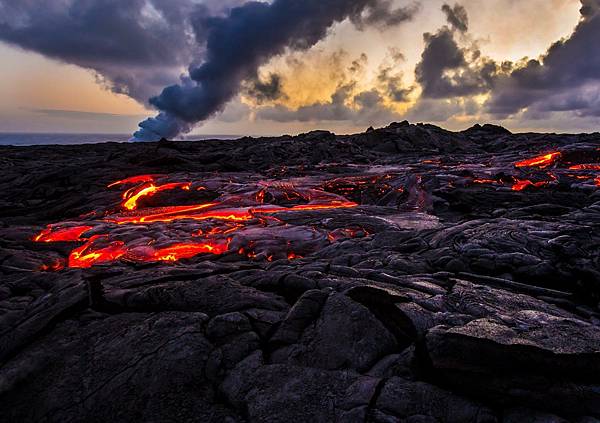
[1,122,600,422]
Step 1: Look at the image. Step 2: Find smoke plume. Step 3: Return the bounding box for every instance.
[133,0,419,141]
[0,0,206,103]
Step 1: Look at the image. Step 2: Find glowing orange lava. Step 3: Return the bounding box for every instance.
[68,236,127,268]
[151,242,230,262]
[42,163,600,271]
[108,205,246,224]
[569,164,600,171]
[108,201,358,225]
[107,174,160,188]
[34,173,362,269]
[258,201,358,214]
[515,152,561,169]
[122,182,192,210]
[39,259,66,272]
[34,225,94,242]
[512,179,548,191]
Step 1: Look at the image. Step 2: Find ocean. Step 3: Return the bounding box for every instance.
[0,133,237,146]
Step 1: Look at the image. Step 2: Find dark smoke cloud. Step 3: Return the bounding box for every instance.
[486,0,600,118]
[405,2,500,125]
[441,3,468,33]
[244,74,286,104]
[257,0,600,127]
[0,0,206,102]
[134,0,420,141]
[352,0,421,30]
[415,26,496,99]
[377,52,413,102]
[257,84,400,125]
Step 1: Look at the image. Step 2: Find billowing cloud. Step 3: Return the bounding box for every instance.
[257,83,400,125]
[352,0,421,29]
[1,0,597,135]
[377,51,414,102]
[244,74,286,105]
[486,0,600,118]
[414,3,497,100]
[133,0,420,140]
[0,0,206,102]
[0,0,420,140]
[252,48,412,126]
[442,3,469,33]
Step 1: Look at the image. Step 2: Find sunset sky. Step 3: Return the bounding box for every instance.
[0,0,597,137]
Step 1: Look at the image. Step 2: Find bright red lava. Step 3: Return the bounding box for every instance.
[515,152,561,169]
[122,182,192,211]
[68,236,127,268]
[511,179,548,191]
[34,225,94,242]
[107,174,161,188]
[35,152,600,270]
[34,175,360,269]
[39,259,66,272]
[569,164,600,171]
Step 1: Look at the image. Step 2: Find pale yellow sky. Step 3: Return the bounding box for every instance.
[0,0,584,135]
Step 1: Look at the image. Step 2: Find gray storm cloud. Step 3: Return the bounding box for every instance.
[414,3,496,100]
[0,0,419,140]
[2,0,597,135]
[0,0,209,102]
[486,0,600,118]
[132,0,420,141]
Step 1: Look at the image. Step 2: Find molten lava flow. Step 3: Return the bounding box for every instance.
[107,174,160,188]
[122,182,192,210]
[327,227,370,242]
[512,179,548,191]
[34,225,94,242]
[109,201,358,225]
[515,152,561,169]
[108,205,248,224]
[39,259,66,272]
[258,201,358,214]
[152,242,230,262]
[35,174,361,269]
[34,160,600,271]
[68,236,127,268]
[569,164,600,171]
[255,188,266,204]
[195,223,244,237]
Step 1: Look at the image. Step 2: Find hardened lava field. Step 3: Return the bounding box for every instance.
[2,122,600,422]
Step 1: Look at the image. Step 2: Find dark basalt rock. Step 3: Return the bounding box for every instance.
[270,291,399,372]
[1,122,600,421]
[375,377,497,423]
[463,123,512,136]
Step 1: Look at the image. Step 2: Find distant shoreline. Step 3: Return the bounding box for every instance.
[0,133,242,146]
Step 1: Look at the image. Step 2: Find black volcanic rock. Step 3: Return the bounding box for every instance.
[463,123,512,136]
[1,122,600,421]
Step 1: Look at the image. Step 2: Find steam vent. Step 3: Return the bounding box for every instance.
[2,122,600,422]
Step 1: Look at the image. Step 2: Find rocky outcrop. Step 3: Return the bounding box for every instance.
[1,122,600,421]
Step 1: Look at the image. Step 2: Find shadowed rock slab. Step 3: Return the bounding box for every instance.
[0,311,240,422]
[2,123,600,421]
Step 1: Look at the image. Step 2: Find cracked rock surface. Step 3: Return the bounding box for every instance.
[1,122,600,422]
